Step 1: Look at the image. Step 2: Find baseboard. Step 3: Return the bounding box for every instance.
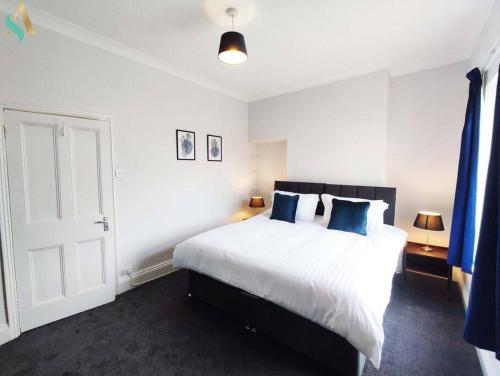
[476,348,500,376]
[117,259,176,295]
[456,271,500,376]
[455,269,469,309]
[0,323,11,346]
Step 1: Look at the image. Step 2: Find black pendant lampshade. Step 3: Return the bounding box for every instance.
[218,31,247,64]
[218,7,247,65]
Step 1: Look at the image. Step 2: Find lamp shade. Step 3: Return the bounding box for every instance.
[218,31,247,64]
[249,196,265,208]
[413,212,444,231]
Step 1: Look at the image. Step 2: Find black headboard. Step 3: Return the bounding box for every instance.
[274,181,396,226]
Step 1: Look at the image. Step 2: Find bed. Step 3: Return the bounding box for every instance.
[173,181,407,375]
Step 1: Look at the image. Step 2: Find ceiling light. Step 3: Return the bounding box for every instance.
[218,8,247,65]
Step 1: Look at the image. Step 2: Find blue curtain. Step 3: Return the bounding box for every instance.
[448,68,482,274]
[464,63,500,359]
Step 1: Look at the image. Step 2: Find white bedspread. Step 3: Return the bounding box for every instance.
[173,213,407,368]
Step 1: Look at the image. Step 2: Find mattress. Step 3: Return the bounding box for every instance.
[173,213,407,367]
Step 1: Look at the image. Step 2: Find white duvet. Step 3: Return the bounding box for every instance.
[173,213,407,368]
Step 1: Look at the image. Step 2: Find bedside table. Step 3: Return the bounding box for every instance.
[403,241,452,289]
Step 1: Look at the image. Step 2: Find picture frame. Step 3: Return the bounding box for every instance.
[176,129,196,160]
[207,134,222,162]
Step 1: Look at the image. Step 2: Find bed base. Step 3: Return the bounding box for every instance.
[188,270,366,376]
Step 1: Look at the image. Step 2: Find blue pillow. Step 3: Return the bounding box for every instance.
[270,193,299,223]
[327,198,370,236]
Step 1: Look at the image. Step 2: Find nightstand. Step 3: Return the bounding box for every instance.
[403,241,452,289]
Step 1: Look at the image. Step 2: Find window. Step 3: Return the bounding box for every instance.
[474,71,498,258]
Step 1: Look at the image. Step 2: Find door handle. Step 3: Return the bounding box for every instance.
[94,216,110,231]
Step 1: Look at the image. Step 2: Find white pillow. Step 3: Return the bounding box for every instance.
[321,194,389,232]
[272,190,319,222]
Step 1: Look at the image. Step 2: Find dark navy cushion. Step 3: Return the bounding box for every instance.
[270,193,299,223]
[327,198,370,236]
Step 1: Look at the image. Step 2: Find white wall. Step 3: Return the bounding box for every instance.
[469,0,500,73]
[0,27,250,293]
[248,63,469,246]
[255,141,287,206]
[387,62,469,246]
[249,71,389,186]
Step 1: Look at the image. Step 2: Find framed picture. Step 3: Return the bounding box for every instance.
[176,129,195,160]
[207,134,222,162]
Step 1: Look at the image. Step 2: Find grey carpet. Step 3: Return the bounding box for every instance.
[0,270,481,376]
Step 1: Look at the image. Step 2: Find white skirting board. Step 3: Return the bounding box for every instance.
[117,259,176,295]
[0,323,11,346]
[456,270,500,376]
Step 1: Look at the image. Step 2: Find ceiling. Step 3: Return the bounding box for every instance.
[24,0,496,100]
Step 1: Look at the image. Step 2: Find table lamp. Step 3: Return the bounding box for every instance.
[413,211,444,251]
[249,196,265,208]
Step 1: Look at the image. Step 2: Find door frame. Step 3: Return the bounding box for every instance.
[0,102,118,345]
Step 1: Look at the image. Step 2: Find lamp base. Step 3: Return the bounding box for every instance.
[421,245,433,252]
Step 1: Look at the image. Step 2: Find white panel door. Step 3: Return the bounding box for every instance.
[4,110,116,331]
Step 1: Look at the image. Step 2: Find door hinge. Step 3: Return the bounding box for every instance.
[2,124,6,138]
